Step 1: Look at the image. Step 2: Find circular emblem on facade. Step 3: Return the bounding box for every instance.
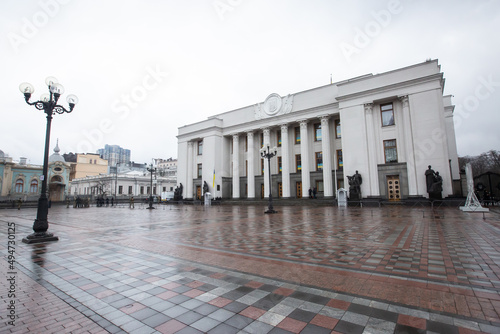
[263,93,282,116]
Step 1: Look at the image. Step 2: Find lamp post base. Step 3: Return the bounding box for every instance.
[265,209,278,214]
[22,231,59,244]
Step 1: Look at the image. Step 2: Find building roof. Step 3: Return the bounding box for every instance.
[49,140,66,163]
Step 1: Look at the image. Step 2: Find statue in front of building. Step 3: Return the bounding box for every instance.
[348,170,362,200]
[174,183,184,201]
[203,181,209,194]
[425,165,443,200]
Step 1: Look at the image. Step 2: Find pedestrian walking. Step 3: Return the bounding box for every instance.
[308,188,313,199]
[130,196,134,209]
[17,198,22,210]
[111,197,114,207]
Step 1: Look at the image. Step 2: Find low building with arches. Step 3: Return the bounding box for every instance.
[0,143,71,203]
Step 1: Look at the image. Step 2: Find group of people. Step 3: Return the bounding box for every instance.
[308,187,318,199]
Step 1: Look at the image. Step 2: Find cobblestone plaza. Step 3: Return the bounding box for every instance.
[1,204,500,333]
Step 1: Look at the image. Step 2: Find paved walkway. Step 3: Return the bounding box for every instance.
[1,204,500,333]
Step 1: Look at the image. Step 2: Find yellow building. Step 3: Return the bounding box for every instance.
[70,153,108,180]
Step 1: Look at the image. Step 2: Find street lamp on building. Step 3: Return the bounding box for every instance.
[260,145,278,214]
[19,77,78,244]
[147,163,156,209]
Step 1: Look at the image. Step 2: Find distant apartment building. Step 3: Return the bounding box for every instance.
[97,144,131,166]
[70,153,108,180]
[156,158,177,177]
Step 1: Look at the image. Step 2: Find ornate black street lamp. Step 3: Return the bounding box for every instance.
[260,145,278,214]
[147,163,156,209]
[20,77,78,244]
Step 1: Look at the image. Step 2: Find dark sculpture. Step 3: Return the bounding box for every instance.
[425,166,443,199]
[203,181,209,194]
[174,183,184,201]
[347,170,362,200]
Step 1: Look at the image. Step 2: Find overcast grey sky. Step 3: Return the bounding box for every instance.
[1,0,499,165]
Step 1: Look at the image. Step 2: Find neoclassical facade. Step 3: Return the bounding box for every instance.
[177,60,460,201]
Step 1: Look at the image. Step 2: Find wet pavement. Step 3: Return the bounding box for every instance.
[1,203,500,333]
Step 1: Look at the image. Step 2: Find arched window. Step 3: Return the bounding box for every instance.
[30,180,38,193]
[15,179,24,193]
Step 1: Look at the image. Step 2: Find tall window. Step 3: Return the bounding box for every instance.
[197,164,202,178]
[260,133,264,148]
[245,136,248,152]
[261,159,264,175]
[296,154,302,172]
[197,140,203,155]
[140,186,144,195]
[153,187,157,195]
[15,179,23,193]
[337,149,343,170]
[278,156,282,174]
[314,123,322,141]
[381,103,395,127]
[335,119,341,139]
[316,152,323,171]
[384,139,398,163]
[295,127,301,144]
[277,131,282,147]
[128,186,133,194]
[30,180,38,193]
[118,185,123,194]
[147,186,151,194]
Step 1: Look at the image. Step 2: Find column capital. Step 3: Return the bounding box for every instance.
[247,131,254,139]
[399,95,409,108]
[320,115,330,126]
[262,128,271,136]
[298,119,308,129]
[232,133,239,140]
[364,103,373,113]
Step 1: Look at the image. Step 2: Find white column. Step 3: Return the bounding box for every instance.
[247,132,255,198]
[263,128,271,198]
[400,95,418,195]
[186,142,193,199]
[299,120,310,198]
[280,124,291,198]
[320,116,333,197]
[364,103,379,196]
[232,134,240,199]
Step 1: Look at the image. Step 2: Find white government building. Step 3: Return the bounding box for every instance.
[177,60,460,201]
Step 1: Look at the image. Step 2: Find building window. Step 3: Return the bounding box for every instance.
[337,149,343,170]
[15,179,23,193]
[197,140,203,155]
[384,139,398,163]
[295,127,301,144]
[278,156,282,174]
[381,103,395,127]
[260,133,264,148]
[140,186,144,195]
[246,160,248,176]
[316,152,323,171]
[335,119,341,139]
[296,154,301,172]
[245,136,248,152]
[30,180,38,193]
[314,123,322,141]
[261,159,264,175]
[128,186,133,195]
[277,131,282,147]
[118,185,123,194]
[197,164,202,178]
[153,187,157,195]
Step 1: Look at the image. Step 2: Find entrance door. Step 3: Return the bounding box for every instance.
[296,182,302,198]
[196,186,201,200]
[387,175,401,201]
[278,182,282,198]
